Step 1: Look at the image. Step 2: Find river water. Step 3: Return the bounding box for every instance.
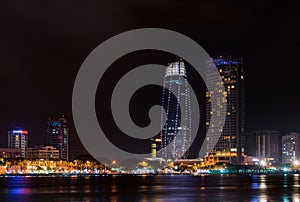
[0,174,299,201]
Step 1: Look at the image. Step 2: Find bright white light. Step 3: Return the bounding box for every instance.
[260,160,267,166]
[294,160,300,166]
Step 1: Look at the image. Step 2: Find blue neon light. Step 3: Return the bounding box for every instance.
[50,121,61,127]
[213,58,240,66]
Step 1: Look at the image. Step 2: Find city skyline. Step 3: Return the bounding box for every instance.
[1,1,300,201]
[0,55,298,165]
[0,54,299,158]
[1,1,300,150]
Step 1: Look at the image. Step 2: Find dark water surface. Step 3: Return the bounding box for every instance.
[0,174,299,201]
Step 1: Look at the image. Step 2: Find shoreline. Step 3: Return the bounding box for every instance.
[1,172,299,177]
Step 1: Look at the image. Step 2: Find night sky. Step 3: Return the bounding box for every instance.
[0,1,299,152]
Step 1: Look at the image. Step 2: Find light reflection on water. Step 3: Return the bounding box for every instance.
[0,174,300,201]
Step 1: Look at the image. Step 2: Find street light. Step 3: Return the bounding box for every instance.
[294,160,299,166]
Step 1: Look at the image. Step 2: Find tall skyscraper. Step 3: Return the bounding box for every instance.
[205,56,245,165]
[282,132,300,164]
[255,131,281,164]
[46,116,69,160]
[160,61,192,160]
[8,129,28,158]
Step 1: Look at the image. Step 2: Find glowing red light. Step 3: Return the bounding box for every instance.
[22,130,28,134]
[220,55,223,58]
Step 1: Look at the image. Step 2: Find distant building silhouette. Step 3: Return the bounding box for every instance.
[255,130,281,164]
[69,147,89,161]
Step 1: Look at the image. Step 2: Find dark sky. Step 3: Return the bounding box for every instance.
[0,0,299,149]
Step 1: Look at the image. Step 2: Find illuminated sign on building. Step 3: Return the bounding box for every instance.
[12,130,28,134]
[50,121,62,127]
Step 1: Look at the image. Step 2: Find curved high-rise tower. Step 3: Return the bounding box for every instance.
[160,61,192,160]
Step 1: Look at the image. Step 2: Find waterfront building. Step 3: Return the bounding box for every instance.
[26,144,59,159]
[243,155,260,166]
[150,138,162,159]
[46,116,69,160]
[8,129,28,158]
[160,61,192,160]
[0,148,22,158]
[255,130,281,164]
[282,132,300,164]
[205,56,245,165]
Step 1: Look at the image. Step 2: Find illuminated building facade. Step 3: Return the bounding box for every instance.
[0,148,22,158]
[150,138,162,159]
[255,130,281,164]
[282,132,300,164]
[205,56,245,165]
[8,129,28,158]
[160,61,192,160]
[46,116,69,160]
[26,145,59,159]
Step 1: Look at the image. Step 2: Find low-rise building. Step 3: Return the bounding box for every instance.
[0,148,22,158]
[26,145,59,159]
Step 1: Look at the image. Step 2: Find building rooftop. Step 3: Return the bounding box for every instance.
[165,61,187,77]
